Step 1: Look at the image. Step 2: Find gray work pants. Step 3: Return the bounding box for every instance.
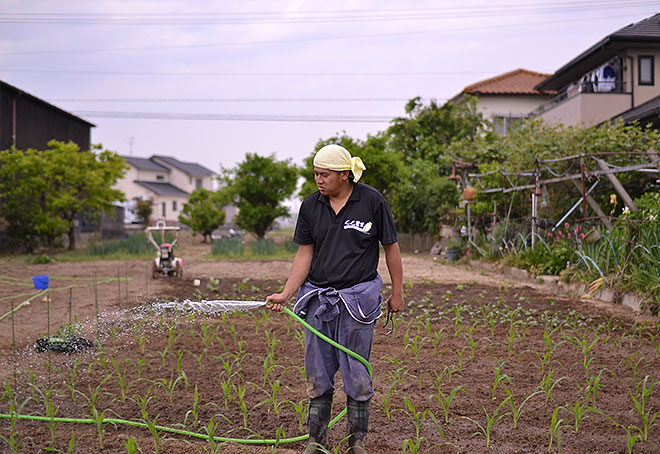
[303,295,375,402]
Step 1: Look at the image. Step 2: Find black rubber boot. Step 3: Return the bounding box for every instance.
[347,397,370,453]
[302,393,333,454]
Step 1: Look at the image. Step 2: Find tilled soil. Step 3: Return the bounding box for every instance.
[0,249,659,453]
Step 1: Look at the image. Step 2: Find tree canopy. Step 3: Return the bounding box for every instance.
[179,188,231,243]
[0,141,127,251]
[220,153,298,239]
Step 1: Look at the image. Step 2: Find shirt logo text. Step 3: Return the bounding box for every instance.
[344,220,372,234]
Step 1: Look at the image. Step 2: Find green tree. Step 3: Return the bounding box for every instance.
[0,141,127,251]
[299,133,407,199]
[135,198,154,228]
[390,159,460,235]
[179,188,230,243]
[0,148,61,251]
[49,141,127,250]
[387,95,487,168]
[220,153,298,239]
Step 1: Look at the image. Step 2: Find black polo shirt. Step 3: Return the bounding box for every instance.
[294,182,398,289]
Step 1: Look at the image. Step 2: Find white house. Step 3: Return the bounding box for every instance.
[116,155,215,222]
[450,68,552,134]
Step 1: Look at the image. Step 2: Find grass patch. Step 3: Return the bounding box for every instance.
[211,237,297,260]
[57,233,175,262]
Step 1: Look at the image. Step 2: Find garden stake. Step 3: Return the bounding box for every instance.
[93,273,99,339]
[47,294,51,385]
[117,267,121,305]
[125,263,129,305]
[11,299,16,392]
[68,288,72,327]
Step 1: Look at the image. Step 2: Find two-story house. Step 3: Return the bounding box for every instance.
[450,68,552,135]
[533,12,660,126]
[117,155,215,222]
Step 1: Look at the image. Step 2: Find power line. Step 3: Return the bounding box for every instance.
[0,11,651,56]
[52,97,417,103]
[0,68,494,77]
[0,1,655,25]
[74,110,397,123]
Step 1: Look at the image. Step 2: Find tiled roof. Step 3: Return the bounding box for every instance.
[461,69,551,95]
[122,156,170,172]
[134,181,189,196]
[614,12,660,39]
[152,155,215,177]
[538,13,660,91]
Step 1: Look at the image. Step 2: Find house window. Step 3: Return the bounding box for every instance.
[639,56,654,86]
[189,176,192,185]
[172,201,177,212]
[156,174,165,181]
[195,178,202,190]
[161,202,166,218]
[493,115,523,135]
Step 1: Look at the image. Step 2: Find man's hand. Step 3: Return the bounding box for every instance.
[387,293,404,312]
[265,292,289,312]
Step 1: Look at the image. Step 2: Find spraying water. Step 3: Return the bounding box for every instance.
[150,299,267,314]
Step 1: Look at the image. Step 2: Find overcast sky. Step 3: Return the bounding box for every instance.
[1,0,658,173]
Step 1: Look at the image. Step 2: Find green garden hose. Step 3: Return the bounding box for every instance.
[0,305,373,446]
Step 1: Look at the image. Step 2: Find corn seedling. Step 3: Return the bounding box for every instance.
[202,415,223,453]
[402,397,425,440]
[583,368,610,406]
[463,324,490,362]
[0,380,31,454]
[65,358,81,401]
[621,352,647,382]
[462,396,511,448]
[30,383,60,446]
[491,360,512,400]
[568,333,601,378]
[402,436,424,454]
[548,406,565,453]
[504,387,542,430]
[428,376,463,424]
[67,432,77,454]
[176,349,189,386]
[123,436,141,454]
[630,374,660,441]
[539,370,568,407]
[158,372,186,406]
[233,382,250,428]
[423,409,445,440]
[566,397,589,433]
[405,334,427,364]
[290,398,308,432]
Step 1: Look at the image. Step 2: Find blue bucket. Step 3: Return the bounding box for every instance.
[32,274,50,290]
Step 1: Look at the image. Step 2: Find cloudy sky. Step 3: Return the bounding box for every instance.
[0,0,657,173]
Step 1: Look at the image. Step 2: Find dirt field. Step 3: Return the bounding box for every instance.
[0,239,659,453]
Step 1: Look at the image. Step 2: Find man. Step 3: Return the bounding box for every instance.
[266,144,404,454]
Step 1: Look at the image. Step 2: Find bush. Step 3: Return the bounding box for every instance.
[283,241,298,253]
[250,238,276,256]
[212,237,245,257]
[89,232,174,257]
[25,254,54,264]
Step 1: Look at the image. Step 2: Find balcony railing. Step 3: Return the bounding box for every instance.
[530,81,628,117]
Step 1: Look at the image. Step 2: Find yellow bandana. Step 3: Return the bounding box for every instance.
[313,144,366,182]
